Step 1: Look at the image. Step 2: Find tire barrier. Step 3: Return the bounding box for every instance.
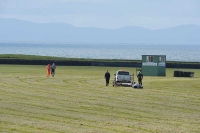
[179,71,183,77]
[174,71,179,77]
[167,63,200,69]
[174,71,194,77]
[187,72,194,77]
[0,59,199,69]
[0,59,142,67]
[183,72,188,77]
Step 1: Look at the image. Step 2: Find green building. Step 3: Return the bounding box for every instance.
[142,55,166,76]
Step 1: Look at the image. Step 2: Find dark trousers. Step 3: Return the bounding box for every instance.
[106,78,110,86]
[51,69,55,76]
[138,79,142,85]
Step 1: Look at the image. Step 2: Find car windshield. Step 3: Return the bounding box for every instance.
[117,71,130,75]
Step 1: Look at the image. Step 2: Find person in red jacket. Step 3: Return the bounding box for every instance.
[46,64,51,77]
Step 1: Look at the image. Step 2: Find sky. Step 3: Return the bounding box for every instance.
[0,0,200,29]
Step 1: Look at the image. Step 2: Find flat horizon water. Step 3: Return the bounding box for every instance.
[0,42,200,62]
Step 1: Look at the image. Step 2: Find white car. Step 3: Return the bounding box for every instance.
[113,70,132,86]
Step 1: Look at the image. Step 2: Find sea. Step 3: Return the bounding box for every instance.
[0,42,200,62]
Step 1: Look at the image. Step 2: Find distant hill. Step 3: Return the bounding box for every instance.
[0,18,200,44]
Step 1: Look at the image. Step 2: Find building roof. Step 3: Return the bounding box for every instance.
[142,55,166,56]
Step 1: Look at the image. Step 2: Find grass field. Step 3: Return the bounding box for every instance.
[0,65,200,133]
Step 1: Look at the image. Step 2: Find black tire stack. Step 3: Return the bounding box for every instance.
[174,71,194,77]
[174,71,179,77]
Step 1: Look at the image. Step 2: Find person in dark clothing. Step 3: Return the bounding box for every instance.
[51,63,56,77]
[137,71,143,86]
[104,70,110,86]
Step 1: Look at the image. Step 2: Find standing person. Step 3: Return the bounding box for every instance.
[46,64,51,77]
[137,71,143,86]
[51,63,56,77]
[105,70,110,86]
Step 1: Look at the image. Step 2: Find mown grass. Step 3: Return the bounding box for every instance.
[0,65,200,133]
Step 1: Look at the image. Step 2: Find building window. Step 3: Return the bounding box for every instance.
[159,56,165,62]
[146,56,154,62]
